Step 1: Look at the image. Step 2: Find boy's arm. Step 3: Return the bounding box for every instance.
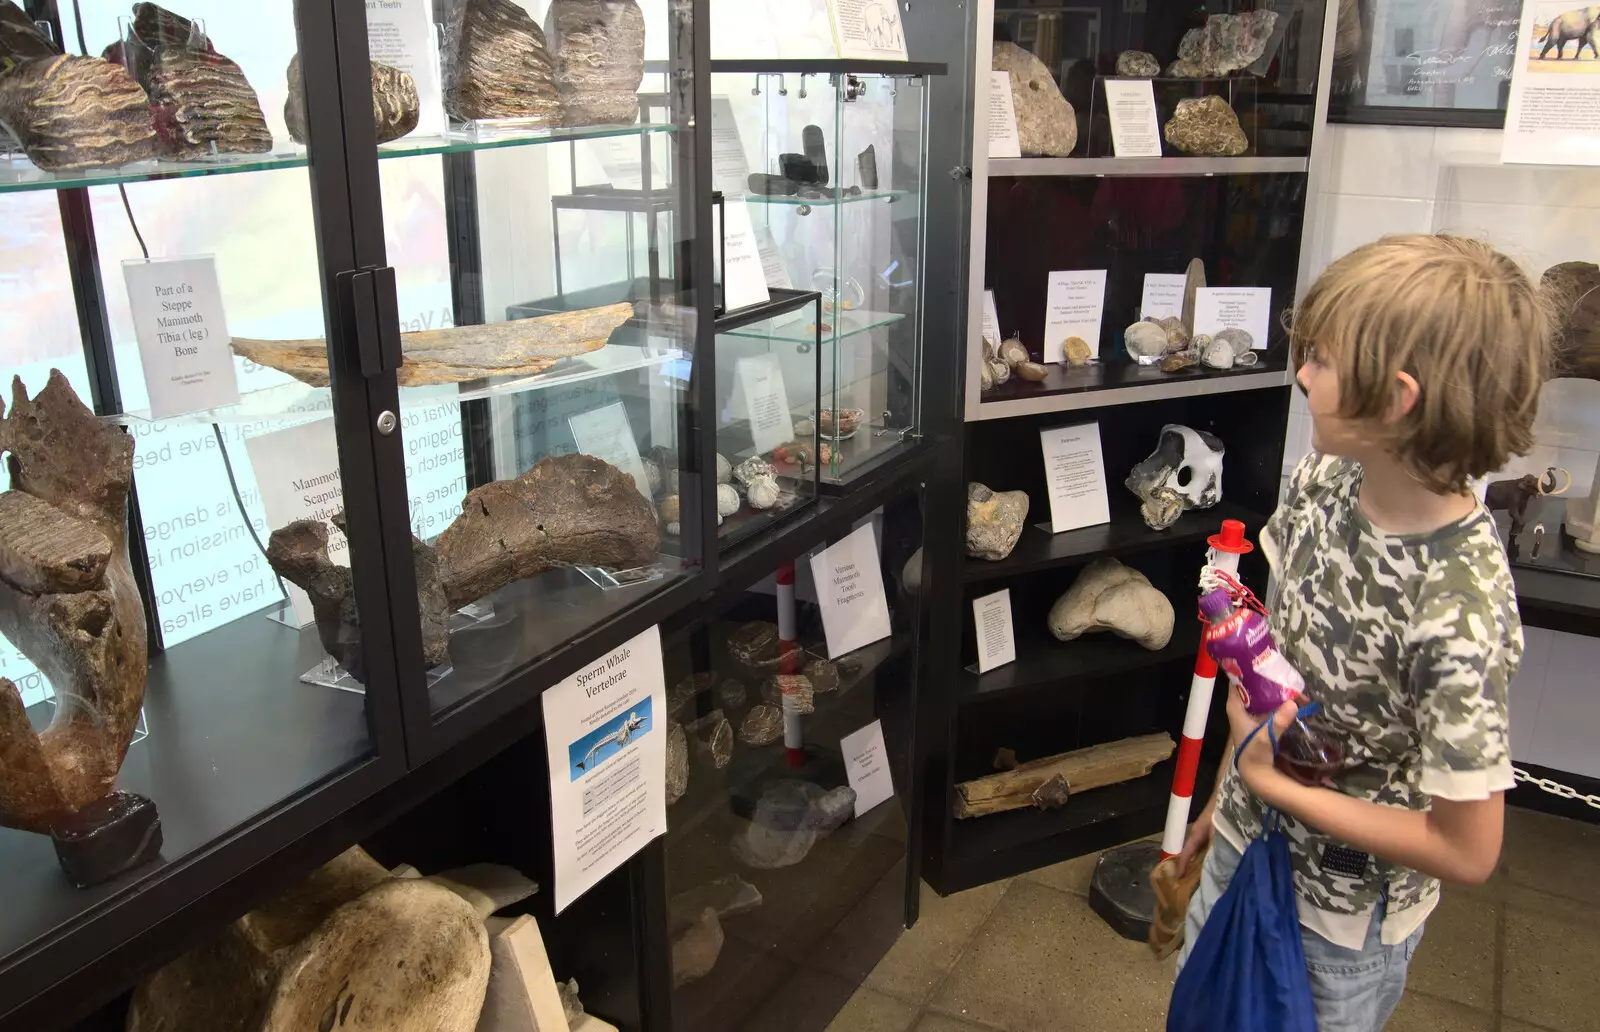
[1230,695,1505,884]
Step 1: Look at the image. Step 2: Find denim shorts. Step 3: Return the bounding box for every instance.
[1176,833,1425,1032]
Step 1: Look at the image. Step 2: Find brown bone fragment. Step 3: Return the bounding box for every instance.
[954,733,1175,819]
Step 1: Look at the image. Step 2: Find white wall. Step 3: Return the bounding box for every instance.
[1290,123,1600,779]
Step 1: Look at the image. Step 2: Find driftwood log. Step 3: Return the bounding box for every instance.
[953,733,1176,819]
[233,302,633,387]
[0,372,149,841]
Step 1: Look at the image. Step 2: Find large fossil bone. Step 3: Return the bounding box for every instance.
[0,371,149,839]
[231,302,633,388]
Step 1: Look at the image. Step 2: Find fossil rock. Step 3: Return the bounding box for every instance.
[1116,50,1161,76]
[0,372,148,844]
[1163,95,1248,156]
[717,678,747,709]
[732,455,776,488]
[434,452,660,609]
[727,620,782,672]
[671,907,723,986]
[1214,327,1254,355]
[737,703,783,746]
[234,302,631,388]
[1201,339,1235,369]
[1156,317,1190,352]
[285,54,417,145]
[446,0,560,124]
[668,875,763,932]
[731,780,856,869]
[1126,424,1224,530]
[715,452,733,484]
[143,47,271,158]
[966,482,1029,561]
[1175,11,1279,77]
[763,674,814,714]
[669,671,711,718]
[1048,557,1174,650]
[716,484,740,521]
[0,0,55,62]
[685,709,733,769]
[659,494,680,536]
[666,722,688,805]
[544,0,645,127]
[804,657,841,694]
[1124,320,1168,362]
[1161,351,1198,373]
[0,56,155,170]
[745,473,781,511]
[1013,361,1050,381]
[1063,335,1094,366]
[993,41,1076,157]
[998,337,1030,367]
[1181,257,1206,335]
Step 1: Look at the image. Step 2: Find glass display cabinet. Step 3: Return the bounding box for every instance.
[711,61,943,487]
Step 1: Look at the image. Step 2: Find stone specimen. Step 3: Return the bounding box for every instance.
[1115,50,1161,77]
[1063,335,1094,366]
[235,301,631,388]
[1181,257,1206,334]
[478,913,569,1032]
[685,708,733,769]
[1124,320,1169,363]
[671,907,723,987]
[998,337,1029,367]
[1162,351,1197,373]
[1543,261,1600,380]
[738,703,784,746]
[285,54,417,145]
[669,671,711,718]
[1157,317,1189,352]
[818,407,863,437]
[1200,338,1235,369]
[979,338,1010,391]
[0,55,156,170]
[966,482,1028,561]
[1048,557,1175,651]
[668,874,763,932]
[1213,327,1253,355]
[445,0,560,124]
[544,0,645,127]
[763,673,814,714]
[954,733,1175,818]
[1126,424,1224,530]
[727,620,782,672]
[745,474,781,511]
[993,41,1076,156]
[1174,11,1279,77]
[127,847,496,1032]
[716,484,740,522]
[659,494,681,536]
[732,455,776,488]
[717,678,746,709]
[0,0,54,62]
[433,452,659,609]
[715,452,733,484]
[804,656,841,694]
[858,144,878,190]
[0,372,160,886]
[1013,360,1050,381]
[731,780,857,869]
[666,722,688,805]
[1163,95,1248,156]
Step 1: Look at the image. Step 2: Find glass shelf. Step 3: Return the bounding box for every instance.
[988,157,1309,177]
[720,307,904,345]
[0,122,676,195]
[105,341,685,427]
[743,189,910,207]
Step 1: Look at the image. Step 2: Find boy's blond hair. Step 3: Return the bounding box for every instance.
[1290,234,1552,494]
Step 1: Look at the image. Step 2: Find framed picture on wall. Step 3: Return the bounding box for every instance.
[1328,0,1520,126]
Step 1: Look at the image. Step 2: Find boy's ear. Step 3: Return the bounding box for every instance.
[1386,371,1421,424]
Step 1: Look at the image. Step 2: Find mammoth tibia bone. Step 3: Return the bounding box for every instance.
[0,370,149,837]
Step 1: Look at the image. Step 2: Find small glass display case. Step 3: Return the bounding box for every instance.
[712,64,939,486]
[713,288,823,548]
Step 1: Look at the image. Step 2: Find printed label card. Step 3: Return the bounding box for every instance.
[1039,422,1110,533]
[735,354,795,455]
[988,71,1021,158]
[809,522,892,658]
[1103,78,1163,158]
[1193,287,1272,350]
[1140,273,1188,321]
[972,589,1017,673]
[1043,270,1108,364]
[124,256,240,419]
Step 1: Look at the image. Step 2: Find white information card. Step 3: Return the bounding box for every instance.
[1040,422,1110,534]
[987,71,1021,158]
[720,200,772,314]
[981,289,1002,347]
[972,588,1017,674]
[1140,273,1188,321]
[735,354,795,455]
[1194,287,1272,350]
[243,420,347,629]
[1043,270,1108,365]
[828,0,908,61]
[810,522,892,659]
[1103,79,1163,158]
[124,256,240,419]
[365,0,445,137]
[841,719,895,818]
[569,402,650,501]
[543,625,667,914]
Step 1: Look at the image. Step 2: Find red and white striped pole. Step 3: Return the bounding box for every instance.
[1160,518,1253,860]
[776,561,806,768]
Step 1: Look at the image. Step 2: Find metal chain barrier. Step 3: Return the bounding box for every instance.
[1513,767,1600,811]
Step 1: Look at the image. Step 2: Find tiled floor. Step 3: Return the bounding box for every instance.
[827,807,1600,1032]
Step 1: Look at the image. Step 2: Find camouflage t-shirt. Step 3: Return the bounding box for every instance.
[1212,452,1520,950]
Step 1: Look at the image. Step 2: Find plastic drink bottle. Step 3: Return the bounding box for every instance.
[1198,587,1343,784]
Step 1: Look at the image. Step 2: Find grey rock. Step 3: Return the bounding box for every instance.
[544,0,645,127]
[992,42,1076,157]
[966,482,1029,561]
[685,709,732,769]
[668,875,763,934]
[1175,11,1280,76]
[1124,320,1169,362]
[670,908,722,986]
[0,56,156,170]
[666,723,687,805]
[1201,339,1235,369]
[737,703,784,746]
[1214,327,1254,356]
[716,678,747,710]
[730,780,857,869]
[1115,50,1161,77]
[1163,95,1248,156]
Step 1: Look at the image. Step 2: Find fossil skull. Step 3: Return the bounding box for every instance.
[1125,424,1224,530]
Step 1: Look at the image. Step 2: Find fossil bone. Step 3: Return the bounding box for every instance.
[1048,557,1175,651]
[1125,424,1224,530]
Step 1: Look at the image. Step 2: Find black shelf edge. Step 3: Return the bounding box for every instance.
[707,59,948,76]
[938,759,1213,892]
[979,354,1292,410]
[964,501,1268,584]
[962,615,1202,704]
[714,287,821,333]
[1511,564,1600,635]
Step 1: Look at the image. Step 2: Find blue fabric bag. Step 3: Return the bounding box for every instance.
[1167,719,1318,1032]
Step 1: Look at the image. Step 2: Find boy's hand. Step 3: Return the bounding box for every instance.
[1225,687,1299,796]
[1176,807,1214,876]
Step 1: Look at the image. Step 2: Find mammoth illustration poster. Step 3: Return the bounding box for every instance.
[1502,0,1600,163]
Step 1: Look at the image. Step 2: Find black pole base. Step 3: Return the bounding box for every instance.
[1088,839,1163,943]
[52,791,164,889]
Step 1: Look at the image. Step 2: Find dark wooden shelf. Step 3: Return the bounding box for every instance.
[962,609,1202,704]
[964,501,1267,585]
[975,353,1291,418]
[1496,501,1600,636]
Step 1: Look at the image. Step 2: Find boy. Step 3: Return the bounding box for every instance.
[1173,235,1551,1032]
